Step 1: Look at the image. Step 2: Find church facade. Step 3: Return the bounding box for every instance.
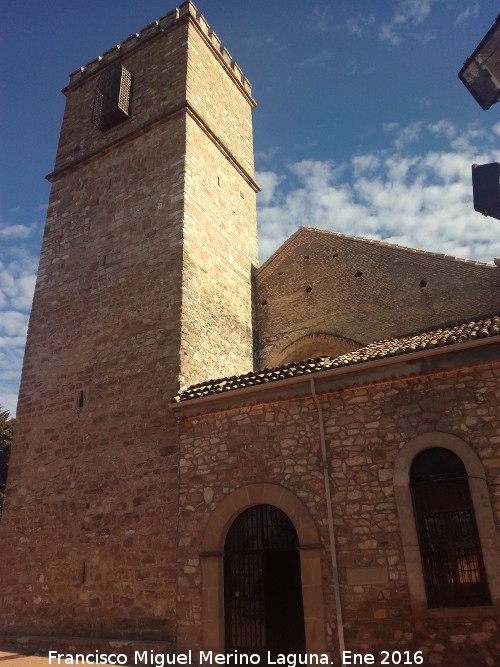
[1,3,499,665]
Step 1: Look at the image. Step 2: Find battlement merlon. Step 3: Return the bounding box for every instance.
[64,1,255,106]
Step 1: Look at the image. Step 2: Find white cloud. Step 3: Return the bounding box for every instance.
[393,0,435,25]
[0,311,29,337]
[0,338,26,417]
[0,392,19,418]
[0,335,28,349]
[415,30,436,46]
[0,264,37,311]
[256,171,285,205]
[311,6,334,33]
[255,146,280,162]
[0,223,34,239]
[297,50,334,69]
[0,244,38,415]
[379,0,437,45]
[428,120,457,139]
[455,3,479,25]
[449,126,488,153]
[257,119,500,264]
[346,14,376,37]
[384,121,424,149]
[351,154,381,177]
[245,35,284,50]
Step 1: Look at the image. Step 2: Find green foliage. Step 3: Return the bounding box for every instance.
[0,405,15,520]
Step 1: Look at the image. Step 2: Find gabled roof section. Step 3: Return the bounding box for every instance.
[257,226,497,279]
[173,314,500,402]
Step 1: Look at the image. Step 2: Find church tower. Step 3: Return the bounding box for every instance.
[0,1,258,646]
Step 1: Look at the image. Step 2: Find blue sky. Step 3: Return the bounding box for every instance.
[1,0,499,415]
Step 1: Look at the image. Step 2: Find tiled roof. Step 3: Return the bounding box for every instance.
[173,315,500,402]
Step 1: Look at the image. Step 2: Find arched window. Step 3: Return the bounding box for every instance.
[410,447,491,608]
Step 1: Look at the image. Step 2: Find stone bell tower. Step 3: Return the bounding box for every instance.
[0,1,258,647]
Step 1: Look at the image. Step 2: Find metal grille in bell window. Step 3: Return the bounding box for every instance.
[92,64,132,131]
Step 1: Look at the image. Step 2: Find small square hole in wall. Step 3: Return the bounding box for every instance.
[419,280,427,287]
[305,285,312,293]
[355,270,363,277]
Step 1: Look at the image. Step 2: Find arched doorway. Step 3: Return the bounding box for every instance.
[224,504,306,655]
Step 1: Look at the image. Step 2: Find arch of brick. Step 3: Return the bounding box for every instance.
[200,482,328,651]
[269,332,361,366]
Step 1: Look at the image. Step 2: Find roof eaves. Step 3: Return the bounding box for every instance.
[171,334,499,415]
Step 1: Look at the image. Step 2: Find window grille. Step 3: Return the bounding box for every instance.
[92,64,132,131]
[410,448,490,607]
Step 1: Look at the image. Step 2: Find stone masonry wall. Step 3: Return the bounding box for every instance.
[0,111,187,640]
[52,20,190,176]
[179,20,258,388]
[0,1,258,642]
[185,15,256,177]
[181,115,257,387]
[255,230,500,368]
[176,360,499,664]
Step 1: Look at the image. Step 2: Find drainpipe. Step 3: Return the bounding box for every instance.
[310,377,346,658]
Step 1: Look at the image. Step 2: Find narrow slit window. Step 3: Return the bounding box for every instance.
[77,391,85,410]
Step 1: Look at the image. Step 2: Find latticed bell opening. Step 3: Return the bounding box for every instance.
[92,64,132,131]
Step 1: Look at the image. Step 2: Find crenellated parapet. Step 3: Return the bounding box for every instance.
[66,1,253,99]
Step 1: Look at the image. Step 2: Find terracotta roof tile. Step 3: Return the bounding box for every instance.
[173,315,500,402]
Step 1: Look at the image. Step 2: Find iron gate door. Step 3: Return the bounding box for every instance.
[224,504,306,655]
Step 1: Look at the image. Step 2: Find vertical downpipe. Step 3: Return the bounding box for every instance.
[310,377,346,658]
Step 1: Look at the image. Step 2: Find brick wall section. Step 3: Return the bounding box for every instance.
[255,229,500,368]
[176,361,499,663]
